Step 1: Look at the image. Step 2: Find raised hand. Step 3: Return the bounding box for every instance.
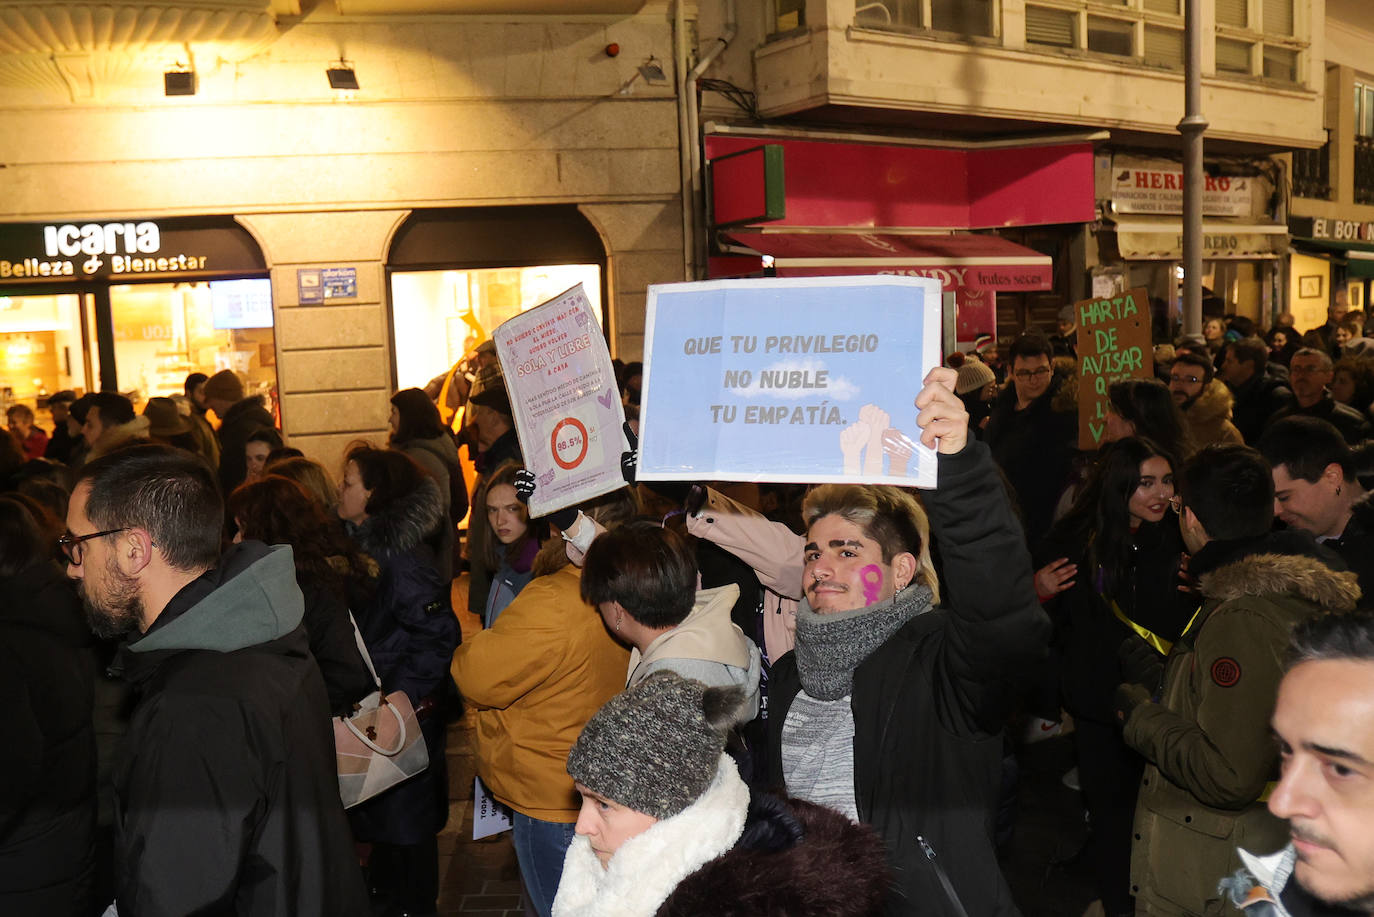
[513,469,536,505]
[913,367,969,455]
[859,404,890,476]
[839,421,871,476]
[882,428,915,477]
[620,420,638,484]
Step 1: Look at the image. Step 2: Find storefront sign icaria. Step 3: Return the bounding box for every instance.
[0,217,266,281]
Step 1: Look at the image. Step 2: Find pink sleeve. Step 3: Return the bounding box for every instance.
[685,488,805,601]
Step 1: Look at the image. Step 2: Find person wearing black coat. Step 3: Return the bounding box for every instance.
[984,339,1077,546]
[339,444,461,917]
[765,370,1050,917]
[69,445,368,917]
[202,369,277,495]
[1219,338,1296,443]
[0,497,97,917]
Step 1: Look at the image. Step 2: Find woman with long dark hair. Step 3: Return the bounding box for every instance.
[227,475,375,716]
[1034,437,1194,917]
[472,460,544,627]
[337,443,461,917]
[389,388,462,581]
[1104,378,1193,459]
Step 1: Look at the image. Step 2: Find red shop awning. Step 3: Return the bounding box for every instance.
[719,231,1053,291]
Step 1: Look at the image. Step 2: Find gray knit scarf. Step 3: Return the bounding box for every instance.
[794,583,935,700]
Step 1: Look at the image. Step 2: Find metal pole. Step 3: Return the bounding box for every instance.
[1179,0,1208,336]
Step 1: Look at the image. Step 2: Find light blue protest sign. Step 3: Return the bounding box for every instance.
[638,276,941,488]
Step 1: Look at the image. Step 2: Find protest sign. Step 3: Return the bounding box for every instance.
[638,276,942,488]
[473,777,513,839]
[493,284,626,518]
[1076,287,1154,449]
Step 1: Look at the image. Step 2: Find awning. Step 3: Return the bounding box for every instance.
[1348,251,1374,279]
[1109,217,1287,260]
[719,230,1053,291]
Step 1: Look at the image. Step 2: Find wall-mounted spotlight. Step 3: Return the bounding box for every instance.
[326,60,359,91]
[637,56,668,85]
[164,65,195,96]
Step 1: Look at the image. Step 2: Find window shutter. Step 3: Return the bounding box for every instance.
[1143,0,1179,13]
[1215,0,1247,27]
[1215,37,1252,73]
[1026,5,1076,47]
[1262,0,1292,36]
[1144,26,1184,69]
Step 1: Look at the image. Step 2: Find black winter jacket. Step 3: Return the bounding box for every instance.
[984,373,1077,546]
[111,541,368,917]
[657,793,891,917]
[0,562,97,917]
[765,441,1050,917]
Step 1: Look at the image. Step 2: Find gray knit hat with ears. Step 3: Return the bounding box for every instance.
[567,672,740,820]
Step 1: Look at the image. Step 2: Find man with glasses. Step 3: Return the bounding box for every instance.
[1169,351,1244,448]
[65,444,367,916]
[1268,348,1371,445]
[985,333,1077,545]
[1115,444,1358,917]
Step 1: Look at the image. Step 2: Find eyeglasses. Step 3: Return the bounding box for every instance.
[1168,496,1183,515]
[1012,368,1052,380]
[1169,374,1202,385]
[58,528,128,566]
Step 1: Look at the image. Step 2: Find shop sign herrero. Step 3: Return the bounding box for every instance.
[0,217,265,282]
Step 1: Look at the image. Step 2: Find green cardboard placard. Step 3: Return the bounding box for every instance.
[1077,287,1154,450]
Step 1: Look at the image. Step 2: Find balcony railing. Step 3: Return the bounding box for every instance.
[1356,137,1374,206]
[1292,143,1331,200]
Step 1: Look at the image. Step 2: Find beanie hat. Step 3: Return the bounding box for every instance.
[1057,304,1076,323]
[143,397,191,437]
[567,672,738,820]
[955,358,996,395]
[203,369,245,404]
[971,333,994,354]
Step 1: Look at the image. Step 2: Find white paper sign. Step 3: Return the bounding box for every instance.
[493,284,628,518]
[473,776,514,839]
[638,276,942,488]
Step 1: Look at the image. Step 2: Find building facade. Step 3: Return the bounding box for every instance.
[0,0,690,463]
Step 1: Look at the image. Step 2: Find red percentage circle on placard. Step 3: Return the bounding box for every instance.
[550,417,589,470]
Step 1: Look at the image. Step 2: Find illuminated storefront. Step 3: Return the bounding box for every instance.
[0,217,277,419]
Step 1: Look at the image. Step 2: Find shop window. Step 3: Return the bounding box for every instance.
[0,292,95,415]
[853,0,993,37]
[109,280,277,410]
[389,265,601,392]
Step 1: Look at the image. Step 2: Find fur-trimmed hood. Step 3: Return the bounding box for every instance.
[87,414,150,461]
[1197,537,1360,611]
[347,475,444,562]
[1185,378,1235,425]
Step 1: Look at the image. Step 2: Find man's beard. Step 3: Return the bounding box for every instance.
[80,556,143,640]
[1292,825,1374,913]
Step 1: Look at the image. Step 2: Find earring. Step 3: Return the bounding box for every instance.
[616,613,622,632]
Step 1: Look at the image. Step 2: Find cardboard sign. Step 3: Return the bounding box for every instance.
[493,283,627,518]
[638,276,942,488]
[1076,287,1154,449]
[473,777,513,840]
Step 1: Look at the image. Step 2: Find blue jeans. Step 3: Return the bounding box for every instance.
[511,812,577,917]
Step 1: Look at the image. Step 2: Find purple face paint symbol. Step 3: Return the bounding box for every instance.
[860,564,884,605]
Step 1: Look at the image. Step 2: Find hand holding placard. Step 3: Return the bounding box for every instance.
[914,367,968,455]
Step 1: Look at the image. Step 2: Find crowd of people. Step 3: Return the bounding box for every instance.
[1,295,1373,917]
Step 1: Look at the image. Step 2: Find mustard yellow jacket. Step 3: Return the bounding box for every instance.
[452,565,630,822]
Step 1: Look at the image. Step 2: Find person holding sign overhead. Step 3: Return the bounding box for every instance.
[765,367,1050,917]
